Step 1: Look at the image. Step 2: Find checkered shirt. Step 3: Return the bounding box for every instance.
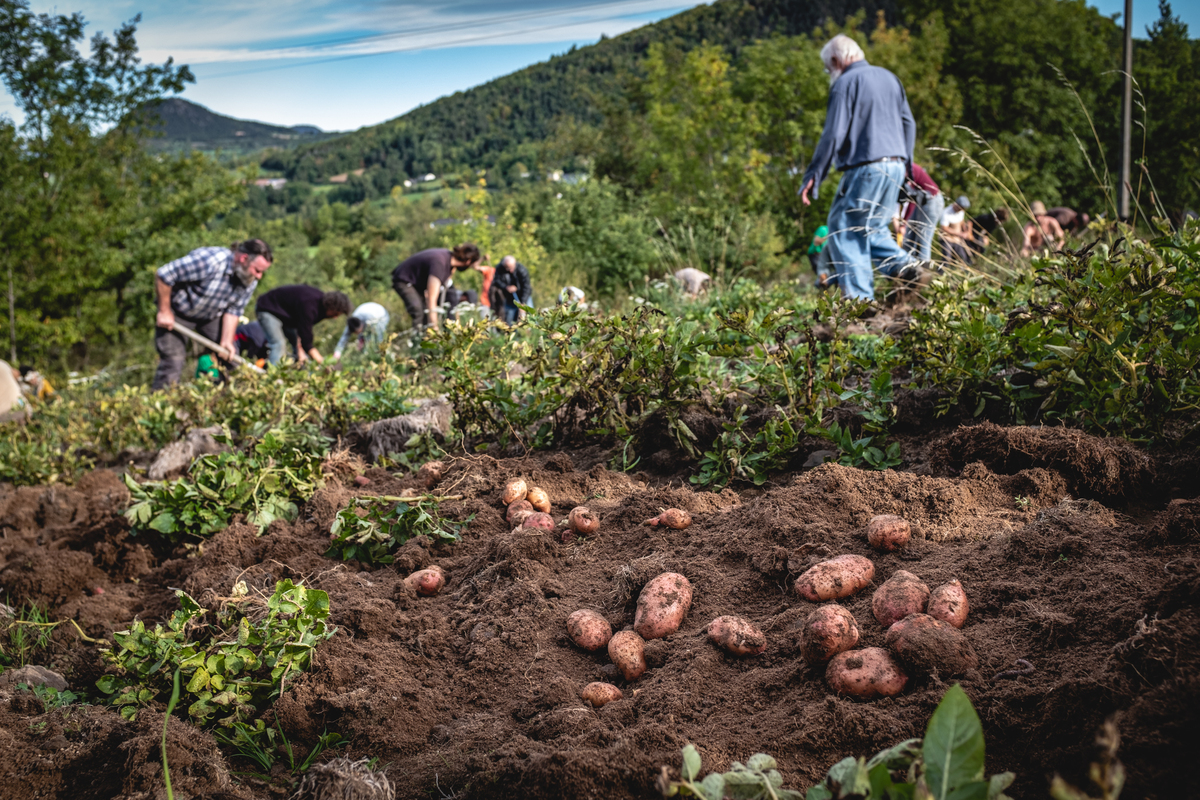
[156,247,257,321]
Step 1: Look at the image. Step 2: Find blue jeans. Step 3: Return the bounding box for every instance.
[903,190,945,262]
[825,160,915,300]
[258,311,296,365]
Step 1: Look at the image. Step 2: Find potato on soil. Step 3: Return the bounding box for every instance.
[527,487,550,513]
[644,508,692,529]
[521,512,555,531]
[826,647,908,699]
[506,500,534,525]
[581,682,623,707]
[568,506,599,535]
[566,610,612,651]
[927,579,969,628]
[872,570,931,628]
[418,460,444,488]
[633,573,693,640]
[404,566,445,596]
[867,514,911,552]
[795,555,875,601]
[501,478,528,505]
[708,615,766,656]
[885,613,978,676]
[607,630,647,681]
[800,605,860,663]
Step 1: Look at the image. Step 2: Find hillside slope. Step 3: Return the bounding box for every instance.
[141,97,335,153]
[269,0,896,184]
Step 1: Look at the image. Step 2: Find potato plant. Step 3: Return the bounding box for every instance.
[327,496,473,565]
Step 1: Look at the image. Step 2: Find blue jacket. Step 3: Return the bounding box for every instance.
[802,60,916,197]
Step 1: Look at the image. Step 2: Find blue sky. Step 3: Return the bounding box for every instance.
[1,1,1195,133]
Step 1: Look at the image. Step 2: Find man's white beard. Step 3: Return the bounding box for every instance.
[232,261,255,286]
[828,68,843,85]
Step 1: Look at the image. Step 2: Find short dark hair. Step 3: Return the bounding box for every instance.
[232,238,273,263]
[451,243,481,267]
[995,208,1011,223]
[347,316,364,334]
[323,291,351,316]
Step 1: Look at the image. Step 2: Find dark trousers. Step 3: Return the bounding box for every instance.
[393,280,427,330]
[153,315,221,390]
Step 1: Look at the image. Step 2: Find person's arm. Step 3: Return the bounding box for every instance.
[219,313,238,360]
[899,82,917,171]
[800,82,851,204]
[155,276,175,330]
[426,275,442,329]
[517,266,532,304]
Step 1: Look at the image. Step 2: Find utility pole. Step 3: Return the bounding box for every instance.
[1119,0,1133,221]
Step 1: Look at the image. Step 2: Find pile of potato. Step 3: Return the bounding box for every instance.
[502,478,601,541]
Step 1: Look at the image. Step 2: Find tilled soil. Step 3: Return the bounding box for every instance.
[0,425,1196,800]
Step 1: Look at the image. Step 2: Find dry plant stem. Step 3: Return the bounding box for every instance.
[356,494,463,503]
[7,617,102,644]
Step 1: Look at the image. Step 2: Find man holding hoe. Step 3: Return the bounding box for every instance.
[800,34,926,300]
[152,239,273,390]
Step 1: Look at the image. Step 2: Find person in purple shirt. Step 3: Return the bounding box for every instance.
[800,35,926,300]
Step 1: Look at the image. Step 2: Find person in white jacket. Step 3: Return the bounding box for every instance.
[332,302,390,360]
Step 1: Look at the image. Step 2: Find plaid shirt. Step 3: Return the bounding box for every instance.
[157,247,257,320]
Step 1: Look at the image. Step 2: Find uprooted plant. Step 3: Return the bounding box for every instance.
[327,495,472,566]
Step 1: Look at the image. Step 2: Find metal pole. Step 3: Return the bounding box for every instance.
[1119,0,1133,221]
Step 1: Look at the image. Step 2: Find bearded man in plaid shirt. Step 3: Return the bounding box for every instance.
[152,239,273,389]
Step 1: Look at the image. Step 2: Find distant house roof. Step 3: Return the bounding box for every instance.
[254,178,288,189]
[352,168,365,176]
[328,174,348,184]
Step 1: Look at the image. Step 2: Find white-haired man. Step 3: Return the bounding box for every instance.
[800,34,924,300]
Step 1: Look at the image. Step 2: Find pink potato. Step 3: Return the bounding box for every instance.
[404,566,445,596]
[568,506,599,536]
[566,609,613,651]
[644,509,692,529]
[501,478,528,505]
[885,613,978,676]
[800,605,861,663]
[795,555,876,601]
[608,630,647,681]
[708,615,766,656]
[521,512,556,531]
[927,579,969,628]
[581,682,623,707]
[506,500,534,525]
[872,570,931,628]
[527,487,551,513]
[867,515,911,552]
[826,647,909,699]
[633,573,693,640]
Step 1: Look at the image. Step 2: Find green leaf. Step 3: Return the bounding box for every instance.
[923,685,985,800]
[747,753,777,772]
[986,772,1014,800]
[698,772,725,800]
[682,744,702,782]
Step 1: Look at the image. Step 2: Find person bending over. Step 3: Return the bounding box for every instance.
[333,301,391,360]
[391,244,481,332]
[255,284,350,365]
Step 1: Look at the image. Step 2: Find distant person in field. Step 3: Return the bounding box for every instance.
[152,238,273,390]
[674,267,711,298]
[1022,201,1066,256]
[473,259,497,317]
[333,301,390,360]
[17,365,56,402]
[800,34,924,300]
[491,255,532,324]
[255,284,351,365]
[901,164,944,263]
[558,285,588,308]
[1044,206,1090,235]
[806,226,833,288]
[939,195,974,265]
[391,243,481,332]
[969,207,1011,253]
[235,321,269,365]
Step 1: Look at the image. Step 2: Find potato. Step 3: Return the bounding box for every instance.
[885,613,978,676]
[581,682,623,708]
[800,605,860,663]
[521,512,555,531]
[501,478,528,505]
[867,515,911,552]
[871,570,931,628]
[568,506,599,536]
[607,630,647,681]
[506,499,534,525]
[927,579,969,628]
[566,609,612,651]
[418,460,444,489]
[633,573,693,640]
[404,566,445,596]
[795,555,876,601]
[644,508,692,529]
[826,647,909,699]
[527,487,550,513]
[708,615,766,656]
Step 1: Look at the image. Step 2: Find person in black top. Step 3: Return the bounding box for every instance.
[491,255,533,324]
[255,285,350,365]
[391,243,481,331]
[234,321,269,363]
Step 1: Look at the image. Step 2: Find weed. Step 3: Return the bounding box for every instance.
[658,746,802,800]
[17,683,81,709]
[0,602,54,667]
[1015,495,1031,510]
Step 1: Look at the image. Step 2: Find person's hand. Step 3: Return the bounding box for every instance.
[156,309,175,330]
[506,285,516,293]
[800,178,815,206]
[218,342,236,361]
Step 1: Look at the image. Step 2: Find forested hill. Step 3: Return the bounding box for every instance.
[266,0,897,184]
[142,98,334,153]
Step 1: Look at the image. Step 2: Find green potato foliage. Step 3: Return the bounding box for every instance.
[327,497,473,566]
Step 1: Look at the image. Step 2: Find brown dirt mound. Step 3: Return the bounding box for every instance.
[933,422,1155,499]
[0,452,1196,800]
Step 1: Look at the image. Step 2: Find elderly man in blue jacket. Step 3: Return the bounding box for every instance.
[800,34,926,300]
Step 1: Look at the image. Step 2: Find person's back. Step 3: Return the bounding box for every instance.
[827,62,913,170]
